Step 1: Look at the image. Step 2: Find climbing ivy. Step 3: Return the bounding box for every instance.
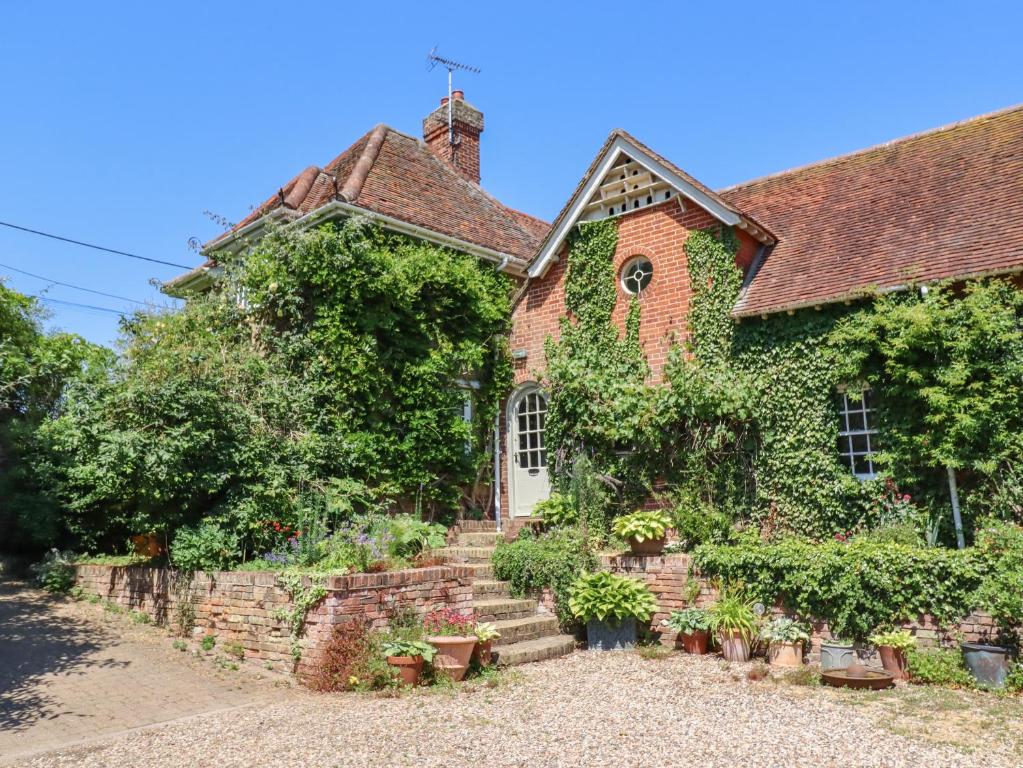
[543,220,657,507]
[272,572,328,663]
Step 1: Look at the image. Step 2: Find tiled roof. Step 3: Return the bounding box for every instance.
[205,125,548,263]
[722,104,1023,317]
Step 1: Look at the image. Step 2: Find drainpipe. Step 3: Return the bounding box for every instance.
[947,466,966,549]
[493,401,502,533]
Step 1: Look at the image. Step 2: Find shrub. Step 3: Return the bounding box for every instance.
[694,538,985,640]
[306,620,392,692]
[611,509,671,543]
[907,647,975,688]
[30,549,77,593]
[170,519,239,573]
[492,530,597,626]
[200,635,216,651]
[535,493,577,528]
[671,505,733,551]
[422,608,475,637]
[568,572,658,625]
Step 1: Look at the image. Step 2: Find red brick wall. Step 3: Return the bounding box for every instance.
[74,564,474,678]
[499,199,759,518]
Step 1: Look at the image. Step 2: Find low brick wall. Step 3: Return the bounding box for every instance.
[600,552,1003,658]
[74,564,474,676]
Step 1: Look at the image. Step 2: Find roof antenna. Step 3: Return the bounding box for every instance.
[426,46,481,147]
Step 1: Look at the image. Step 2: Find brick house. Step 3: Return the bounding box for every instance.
[167,97,1023,525]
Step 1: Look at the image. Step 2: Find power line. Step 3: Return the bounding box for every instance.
[0,219,192,269]
[32,295,130,317]
[0,261,148,306]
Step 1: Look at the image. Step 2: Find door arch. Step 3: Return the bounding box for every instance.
[507,383,551,518]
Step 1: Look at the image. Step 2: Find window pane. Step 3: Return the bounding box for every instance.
[528,432,538,449]
[846,410,866,432]
[853,454,873,476]
[850,434,870,454]
[528,414,537,431]
[539,450,548,467]
[519,434,528,451]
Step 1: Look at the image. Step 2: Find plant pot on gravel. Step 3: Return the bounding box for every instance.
[424,609,477,682]
[612,510,671,556]
[709,588,757,663]
[662,608,711,654]
[820,639,855,671]
[472,622,501,667]
[381,640,436,687]
[961,642,1012,688]
[868,630,915,681]
[761,617,810,668]
[569,572,658,651]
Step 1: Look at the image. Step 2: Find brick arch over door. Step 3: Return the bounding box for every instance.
[506,382,551,518]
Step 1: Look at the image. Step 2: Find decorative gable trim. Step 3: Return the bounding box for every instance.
[528,134,768,279]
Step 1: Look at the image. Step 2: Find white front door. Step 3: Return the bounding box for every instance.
[509,386,551,517]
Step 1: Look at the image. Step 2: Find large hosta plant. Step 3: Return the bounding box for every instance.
[568,571,658,624]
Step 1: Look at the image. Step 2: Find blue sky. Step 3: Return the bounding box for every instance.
[1,1,1020,346]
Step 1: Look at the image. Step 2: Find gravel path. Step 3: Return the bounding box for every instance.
[15,651,1016,768]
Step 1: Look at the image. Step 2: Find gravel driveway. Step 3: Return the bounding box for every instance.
[15,649,1021,768]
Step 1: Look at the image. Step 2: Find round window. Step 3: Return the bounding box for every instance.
[621,257,653,295]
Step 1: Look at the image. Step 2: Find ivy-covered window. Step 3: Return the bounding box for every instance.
[837,390,878,479]
[621,257,653,295]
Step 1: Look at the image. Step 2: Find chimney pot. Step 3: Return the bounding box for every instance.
[452,89,465,101]
[440,96,449,106]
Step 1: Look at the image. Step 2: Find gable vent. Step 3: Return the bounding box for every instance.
[581,153,676,221]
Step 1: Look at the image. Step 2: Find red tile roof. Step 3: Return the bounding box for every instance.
[722,104,1023,316]
[206,125,548,263]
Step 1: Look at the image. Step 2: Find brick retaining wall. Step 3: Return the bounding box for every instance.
[74,564,474,677]
[599,553,1003,657]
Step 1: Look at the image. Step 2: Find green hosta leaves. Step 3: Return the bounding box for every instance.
[568,571,658,623]
[611,509,671,542]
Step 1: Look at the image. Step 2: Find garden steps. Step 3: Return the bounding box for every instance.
[472,597,538,622]
[490,614,561,645]
[492,634,576,667]
[434,521,575,667]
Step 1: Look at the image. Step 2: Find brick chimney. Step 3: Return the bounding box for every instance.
[423,90,484,185]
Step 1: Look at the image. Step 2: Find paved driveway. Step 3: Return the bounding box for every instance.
[0,582,284,765]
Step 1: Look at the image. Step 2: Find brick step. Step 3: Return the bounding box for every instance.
[471,580,511,598]
[457,531,505,547]
[493,634,576,667]
[441,546,496,564]
[491,614,561,645]
[457,520,498,532]
[458,562,494,579]
[473,597,537,622]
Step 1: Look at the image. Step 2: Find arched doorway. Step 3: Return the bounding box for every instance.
[507,384,551,518]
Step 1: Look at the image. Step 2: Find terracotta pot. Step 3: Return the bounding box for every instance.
[877,646,909,681]
[718,630,751,662]
[387,655,424,686]
[472,639,494,667]
[427,635,477,682]
[629,536,666,556]
[680,630,710,655]
[769,641,803,668]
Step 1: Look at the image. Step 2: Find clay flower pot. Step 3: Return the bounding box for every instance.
[680,630,710,655]
[768,641,803,668]
[472,640,494,667]
[387,655,424,687]
[629,536,666,556]
[427,636,477,681]
[718,630,751,662]
[877,646,909,681]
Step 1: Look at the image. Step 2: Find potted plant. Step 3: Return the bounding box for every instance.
[961,639,1013,688]
[868,629,914,680]
[662,608,711,654]
[424,609,477,682]
[568,572,658,650]
[761,617,810,668]
[381,639,436,687]
[820,637,855,671]
[708,591,757,662]
[473,622,501,666]
[612,510,672,556]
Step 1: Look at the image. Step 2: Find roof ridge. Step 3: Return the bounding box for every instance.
[338,124,389,203]
[719,102,1023,193]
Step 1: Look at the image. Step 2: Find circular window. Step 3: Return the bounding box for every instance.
[621,257,653,295]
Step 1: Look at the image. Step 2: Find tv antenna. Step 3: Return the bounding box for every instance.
[426,47,481,146]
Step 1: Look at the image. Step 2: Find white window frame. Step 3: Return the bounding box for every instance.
[620,256,653,296]
[837,389,879,480]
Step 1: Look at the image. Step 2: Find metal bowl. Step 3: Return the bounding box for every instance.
[821,669,895,690]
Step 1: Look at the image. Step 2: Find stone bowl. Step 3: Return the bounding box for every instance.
[821,668,895,690]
